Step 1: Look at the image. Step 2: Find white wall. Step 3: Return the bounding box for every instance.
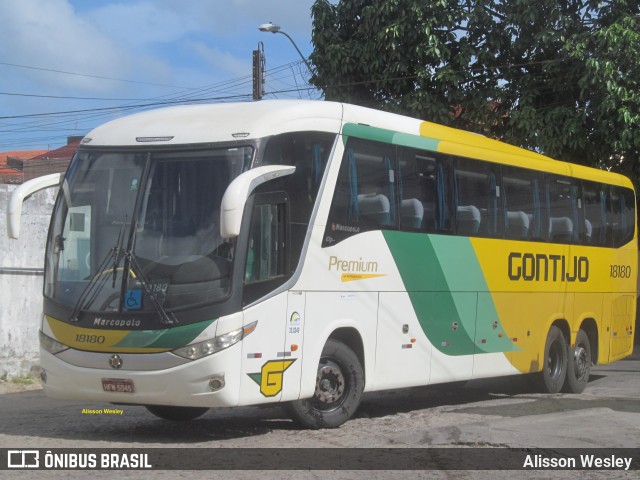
[0,184,57,377]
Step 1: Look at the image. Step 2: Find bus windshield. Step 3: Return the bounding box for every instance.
[45,146,252,317]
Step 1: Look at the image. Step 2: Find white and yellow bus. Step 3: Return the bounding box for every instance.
[8,100,637,428]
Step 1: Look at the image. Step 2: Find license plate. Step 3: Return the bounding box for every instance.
[101,378,135,393]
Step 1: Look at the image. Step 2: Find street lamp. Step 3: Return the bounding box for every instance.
[258,22,313,74]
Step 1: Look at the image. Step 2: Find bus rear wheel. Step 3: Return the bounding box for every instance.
[563,329,591,393]
[537,326,568,393]
[288,339,364,429]
[145,405,209,421]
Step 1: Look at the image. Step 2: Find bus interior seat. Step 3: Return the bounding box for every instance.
[549,217,573,242]
[457,205,481,235]
[358,194,391,225]
[584,219,593,243]
[400,198,424,229]
[506,211,530,239]
[526,213,535,238]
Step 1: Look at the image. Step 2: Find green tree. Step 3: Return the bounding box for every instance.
[310,0,474,123]
[310,0,640,183]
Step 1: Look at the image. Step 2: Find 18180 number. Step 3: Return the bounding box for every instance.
[610,265,632,278]
[75,334,106,344]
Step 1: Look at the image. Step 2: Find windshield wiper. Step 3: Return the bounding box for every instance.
[68,155,177,326]
[119,196,178,326]
[111,215,127,289]
[69,245,120,322]
[69,216,128,322]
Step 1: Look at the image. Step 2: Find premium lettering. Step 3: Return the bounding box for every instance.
[328,256,378,273]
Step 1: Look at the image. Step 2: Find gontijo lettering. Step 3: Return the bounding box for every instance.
[508,252,589,282]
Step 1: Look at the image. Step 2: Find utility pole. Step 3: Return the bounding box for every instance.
[252,42,265,101]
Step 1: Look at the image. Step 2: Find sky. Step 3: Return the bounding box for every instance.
[0,0,321,151]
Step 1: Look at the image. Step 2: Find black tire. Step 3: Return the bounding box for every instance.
[145,405,209,421]
[562,329,591,393]
[288,339,364,429]
[537,326,568,393]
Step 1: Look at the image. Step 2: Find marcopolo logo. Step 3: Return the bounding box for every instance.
[7,450,39,469]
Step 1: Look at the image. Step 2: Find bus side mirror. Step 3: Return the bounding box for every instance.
[220,165,295,239]
[7,173,63,239]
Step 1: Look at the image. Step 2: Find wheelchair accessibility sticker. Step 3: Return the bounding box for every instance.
[124,289,142,310]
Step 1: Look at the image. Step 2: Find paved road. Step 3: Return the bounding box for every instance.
[1,356,639,479]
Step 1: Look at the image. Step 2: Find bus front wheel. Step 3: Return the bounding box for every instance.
[537,326,568,393]
[288,339,364,429]
[145,405,209,421]
[563,329,591,393]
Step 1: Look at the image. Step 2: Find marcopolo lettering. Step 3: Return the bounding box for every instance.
[508,252,589,282]
[93,318,141,327]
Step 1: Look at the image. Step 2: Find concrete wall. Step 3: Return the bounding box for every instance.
[0,184,57,377]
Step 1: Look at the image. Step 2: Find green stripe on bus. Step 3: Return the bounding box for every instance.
[342,124,439,151]
[383,231,516,355]
[429,235,516,354]
[113,319,214,349]
[342,123,395,144]
[392,132,439,152]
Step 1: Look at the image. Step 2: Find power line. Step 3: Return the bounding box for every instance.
[0,60,304,131]
[3,57,577,150]
[0,94,253,120]
[0,61,190,89]
[0,92,151,101]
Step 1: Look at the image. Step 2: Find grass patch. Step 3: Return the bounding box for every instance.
[10,375,34,385]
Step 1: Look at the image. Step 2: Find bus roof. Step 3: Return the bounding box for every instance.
[82,100,632,189]
[84,100,344,147]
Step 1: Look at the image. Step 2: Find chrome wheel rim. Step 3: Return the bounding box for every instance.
[573,344,589,381]
[313,359,346,410]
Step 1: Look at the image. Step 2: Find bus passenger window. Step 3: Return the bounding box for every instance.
[547,176,580,243]
[324,139,397,246]
[453,159,499,237]
[502,167,543,241]
[261,131,335,223]
[609,187,635,247]
[260,131,336,271]
[582,182,607,246]
[397,149,445,233]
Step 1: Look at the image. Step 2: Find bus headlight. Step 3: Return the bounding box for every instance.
[39,330,69,354]
[172,321,257,360]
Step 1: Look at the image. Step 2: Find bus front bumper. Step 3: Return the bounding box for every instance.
[38,345,242,408]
